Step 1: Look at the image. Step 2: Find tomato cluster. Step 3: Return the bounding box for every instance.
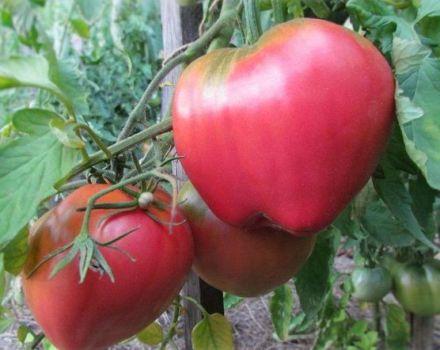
[22,18,397,350]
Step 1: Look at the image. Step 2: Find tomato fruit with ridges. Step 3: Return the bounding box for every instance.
[178,182,315,297]
[173,18,395,236]
[351,266,392,302]
[392,260,440,317]
[22,184,193,350]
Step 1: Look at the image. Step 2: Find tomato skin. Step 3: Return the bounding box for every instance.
[178,182,315,297]
[351,266,392,302]
[173,18,395,236]
[22,185,193,350]
[392,260,440,317]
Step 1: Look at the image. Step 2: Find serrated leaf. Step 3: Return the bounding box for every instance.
[384,303,410,350]
[70,18,90,39]
[192,313,233,350]
[0,56,75,115]
[0,110,80,248]
[137,322,163,345]
[223,293,242,309]
[394,45,440,190]
[2,226,28,275]
[362,199,414,247]
[295,228,339,318]
[270,285,293,341]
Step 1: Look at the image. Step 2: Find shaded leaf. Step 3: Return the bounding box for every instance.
[2,226,28,275]
[270,284,293,341]
[384,303,410,350]
[295,228,339,318]
[373,162,438,251]
[362,199,414,247]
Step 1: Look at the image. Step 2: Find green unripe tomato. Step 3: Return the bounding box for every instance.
[392,260,440,316]
[351,266,392,302]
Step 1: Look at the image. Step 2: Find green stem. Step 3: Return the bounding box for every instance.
[159,297,182,350]
[207,0,242,52]
[271,0,285,24]
[31,333,45,350]
[181,295,210,318]
[57,118,172,187]
[244,0,262,44]
[374,302,383,341]
[117,4,240,141]
[76,200,138,212]
[75,124,112,160]
[131,151,146,191]
[79,171,160,238]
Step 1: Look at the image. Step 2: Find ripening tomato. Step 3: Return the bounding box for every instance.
[178,182,315,297]
[22,185,193,350]
[392,259,440,317]
[351,266,392,302]
[173,18,395,236]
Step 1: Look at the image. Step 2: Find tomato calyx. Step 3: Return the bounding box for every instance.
[29,170,182,283]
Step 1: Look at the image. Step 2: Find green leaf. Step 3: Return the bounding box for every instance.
[270,285,293,341]
[12,108,63,135]
[2,226,28,275]
[0,318,13,333]
[192,313,233,350]
[384,303,410,350]
[49,119,85,149]
[76,0,103,21]
[0,56,75,116]
[394,46,440,190]
[70,18,90,39]
[17,325,30,343]
[362,199,414,247]
[223,293,243,309]
[350,320,368,338]
[295,228,339,318]
[408,174,436,236]
[137,322,163,345]
[373,163,438,251]
[302,0,331,18]
[0,109,80,248]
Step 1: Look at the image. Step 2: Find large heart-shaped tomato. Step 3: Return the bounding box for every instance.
[22,185,193,350]
[179,182,315,297]
[173,18,395,236]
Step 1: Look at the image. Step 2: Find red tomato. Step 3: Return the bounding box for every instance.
[22,185,193,350]
[179,182,315,297]
[173,18,395,236]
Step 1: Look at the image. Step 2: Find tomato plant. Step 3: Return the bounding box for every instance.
[173,18,395,236]
[22,184,194,350]
[351,266,392,303]
[178,182,315,297]
[392,259,440,317]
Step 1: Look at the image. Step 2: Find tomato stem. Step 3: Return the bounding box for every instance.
[159,296,181,350]
[56,118,172,186]
[181,295,210,318]
[271,0,285,24]
[74,124,112,160]
[243,0,262,44]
